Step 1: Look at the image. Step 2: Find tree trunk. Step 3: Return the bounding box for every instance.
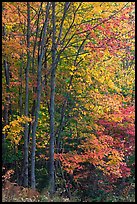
[19,54,23,116]
[49,2,56,196]
[3,60,10,166]
[23,2,30,187]
[31,2,50,189]
[3,60,10,130]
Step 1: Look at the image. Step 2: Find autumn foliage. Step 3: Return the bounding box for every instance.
[2,2,135,202]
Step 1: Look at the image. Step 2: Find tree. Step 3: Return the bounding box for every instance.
[31,2,50,190]
[23,2,30,187]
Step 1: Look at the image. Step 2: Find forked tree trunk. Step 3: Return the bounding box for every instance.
[31,2,50,189]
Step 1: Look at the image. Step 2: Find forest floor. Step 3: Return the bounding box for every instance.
[2,188,135,202]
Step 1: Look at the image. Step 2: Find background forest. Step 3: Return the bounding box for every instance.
[2,2,135,202]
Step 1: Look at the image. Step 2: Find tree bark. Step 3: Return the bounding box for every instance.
[3,60,10,166]
[31,2,50,189]
[23,2,30,187]
[3,24,10,137]
[49,2,56,196]
[3,60,10,129]
[19,54,23,116]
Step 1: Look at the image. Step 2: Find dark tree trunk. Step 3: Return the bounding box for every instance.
[3,60,10,129]
[31,2,50,189]
[49,2,56,196]
[19,54,23,116]
[23,2,30,187]
[3,60,10,166]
